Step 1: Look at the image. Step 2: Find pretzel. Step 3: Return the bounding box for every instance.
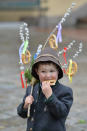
[66,61,77,76]
[22,50,31,64]
[44,80,56,86]
[48,34,58,50]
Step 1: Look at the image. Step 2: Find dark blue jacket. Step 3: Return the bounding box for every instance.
[17,81,73,131]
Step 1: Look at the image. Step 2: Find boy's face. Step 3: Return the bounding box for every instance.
[36,63,58,82]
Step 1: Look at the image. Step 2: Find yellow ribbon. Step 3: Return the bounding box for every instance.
[68,59,72,83]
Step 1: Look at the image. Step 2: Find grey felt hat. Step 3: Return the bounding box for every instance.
[32,47,63,80]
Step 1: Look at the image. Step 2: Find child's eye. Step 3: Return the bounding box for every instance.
[50,70,54,72]
[41,71,45,73]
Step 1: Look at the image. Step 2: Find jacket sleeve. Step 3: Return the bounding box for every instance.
[17,87,30,118]
[45,87,73,119]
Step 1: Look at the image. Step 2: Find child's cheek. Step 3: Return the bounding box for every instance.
[51,73,58,80]
[40,74,45,81]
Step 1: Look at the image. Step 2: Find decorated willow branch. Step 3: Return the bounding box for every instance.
[42,2,76,50]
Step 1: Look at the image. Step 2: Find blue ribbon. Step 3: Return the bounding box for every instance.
[33,45,42,60]
[34,54,38,60]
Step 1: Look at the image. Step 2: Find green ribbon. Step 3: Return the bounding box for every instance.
[22,40,28,54]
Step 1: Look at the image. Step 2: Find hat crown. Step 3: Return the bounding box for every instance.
[36,47,59,61]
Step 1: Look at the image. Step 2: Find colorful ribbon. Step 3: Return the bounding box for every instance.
[68,59,72,83]
[34,44,42,60]
[63,47,67,64]
[22,40,29,54]
[56,23,62,44]
[20,71,27,88]
[62,47,67,73]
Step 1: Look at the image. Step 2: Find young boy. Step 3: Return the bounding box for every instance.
[17,47,73,131]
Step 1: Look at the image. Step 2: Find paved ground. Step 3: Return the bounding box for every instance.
[0,23,87,131]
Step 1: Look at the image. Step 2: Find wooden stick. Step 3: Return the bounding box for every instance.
[27,85,34,117]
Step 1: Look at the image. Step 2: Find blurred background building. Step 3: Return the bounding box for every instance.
[0,0,87,27]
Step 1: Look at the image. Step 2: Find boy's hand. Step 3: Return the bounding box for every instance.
[42,81,52,99]
[24,95,34,109]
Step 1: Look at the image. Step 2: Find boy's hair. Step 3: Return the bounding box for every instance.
[31,47,63,80]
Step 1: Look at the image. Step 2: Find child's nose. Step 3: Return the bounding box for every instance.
[46,73,51,78]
